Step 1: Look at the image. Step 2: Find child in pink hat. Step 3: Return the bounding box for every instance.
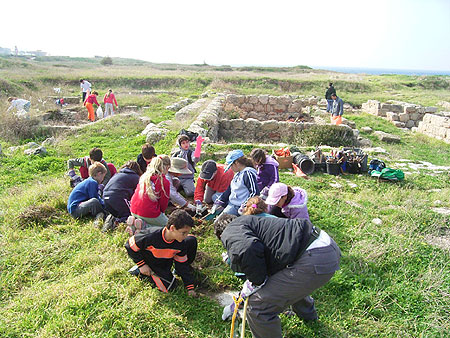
[265,182,310,220]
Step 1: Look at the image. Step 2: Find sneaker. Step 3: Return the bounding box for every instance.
[102,214,116,232]
[134,218,143,234]
[94,212,105,228]
[128,265,140,276]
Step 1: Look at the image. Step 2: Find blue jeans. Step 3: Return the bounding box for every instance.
[326,99,333,113]
[223,204,240,216]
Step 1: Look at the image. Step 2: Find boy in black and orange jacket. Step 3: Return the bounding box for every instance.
[125,209,197,295]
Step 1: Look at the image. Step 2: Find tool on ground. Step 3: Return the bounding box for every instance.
[229,295,245,338]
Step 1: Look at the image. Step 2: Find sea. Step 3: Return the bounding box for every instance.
[314,66,450,76]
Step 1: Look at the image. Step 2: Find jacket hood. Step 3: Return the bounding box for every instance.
[285,187,308,209]
[120,168,139,175]
[264,156,279,167]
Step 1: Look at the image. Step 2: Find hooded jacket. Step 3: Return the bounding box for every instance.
[256,156,280,191]
[221,215,314,285]
[130,174,170,218]
[216,167,260,208]
[281,187,310,220]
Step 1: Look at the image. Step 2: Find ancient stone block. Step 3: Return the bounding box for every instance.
[273,104,287,113]
[374,131,401,143]
[398,113,409,122]
[268,96,279,104]
[425,107,437,113]
[230,118,245,130]
[405,120,415,128]
[393,121,406,128]
[386,112,399,121]
[361,126,373,133]
[404,105,417,113]
[410,113,419,121]
[254,104,265,112]
[260,120,279,131]
[241,103,254,111]
[258,95,269,105]
[248,96,259,104]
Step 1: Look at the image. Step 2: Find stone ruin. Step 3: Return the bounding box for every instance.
[362,100,437,129]
[417,111,450,143]
[144,94,361,146]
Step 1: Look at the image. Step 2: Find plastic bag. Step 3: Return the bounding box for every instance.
[331,115,342,125]
[96,106,104,119]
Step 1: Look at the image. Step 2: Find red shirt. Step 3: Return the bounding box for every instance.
[130,174,170,218]
[194,164,234,202]
[85,94,100,106]
[103,93,118,106]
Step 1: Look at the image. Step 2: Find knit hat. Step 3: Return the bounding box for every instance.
[168,158,192,175]
[265,182,288,205]
[224,150,244,172]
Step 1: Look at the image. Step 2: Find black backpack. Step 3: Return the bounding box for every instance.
[369,159,386,173]
[179,129,198,142]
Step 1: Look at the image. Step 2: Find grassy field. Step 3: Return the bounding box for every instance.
[0,56,449,338]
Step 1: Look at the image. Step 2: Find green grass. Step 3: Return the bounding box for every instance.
[0,58,449,337]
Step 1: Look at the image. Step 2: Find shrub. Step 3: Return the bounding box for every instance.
[0,114,49,142]
[296,125,356,147]
[100,56,113,66]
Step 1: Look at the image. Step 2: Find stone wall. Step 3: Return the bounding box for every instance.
[417,112,450,143]
[223,94,320,121]
[362,100,437,129]
[218,118,358,143]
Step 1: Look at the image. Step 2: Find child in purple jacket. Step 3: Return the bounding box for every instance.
[265,182,310,220]
[249,148,279,193]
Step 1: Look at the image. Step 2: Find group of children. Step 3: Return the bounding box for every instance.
[66,134,311,295]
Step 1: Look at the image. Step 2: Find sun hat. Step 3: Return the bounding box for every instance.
[265,182,288,205]
[224,150,244,172]
[199,160,218,180]
[168,157,192,175]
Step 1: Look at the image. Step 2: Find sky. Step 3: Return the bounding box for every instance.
[1,0,449,71]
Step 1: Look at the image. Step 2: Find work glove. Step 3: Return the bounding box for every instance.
[195,202,204,215]
[260,186,270,201]
[240,278,267,299]
[221,251,229,264]
[210,204,224,215]
[186,203,196,211]
[238,204,245,215]
[222,302,236,321]
[194,135,205,158]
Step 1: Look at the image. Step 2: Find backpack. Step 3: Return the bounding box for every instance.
[179,129,198,142]
[371,168,404,182]
[369,159,386,173]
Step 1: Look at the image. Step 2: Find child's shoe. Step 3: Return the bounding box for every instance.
[102,214,117,232]
[93,212,105,228]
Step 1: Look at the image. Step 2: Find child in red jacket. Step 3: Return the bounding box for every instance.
[103,89,118,117]
[128,156,170,235]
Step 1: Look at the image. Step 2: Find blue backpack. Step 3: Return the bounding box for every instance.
[369,159,386,173]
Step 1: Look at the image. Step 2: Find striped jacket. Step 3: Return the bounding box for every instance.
[216,167,260,209]
[125,227,194,291]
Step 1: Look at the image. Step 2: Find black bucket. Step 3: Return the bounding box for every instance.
[292,153,315,175]
[326,162,341,175]
[314,162,326,173]
[348,161,361,174]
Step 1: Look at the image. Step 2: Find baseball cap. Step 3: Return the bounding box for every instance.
[224,150,244,172]
[265,182,288,205]
[199,160,218,180]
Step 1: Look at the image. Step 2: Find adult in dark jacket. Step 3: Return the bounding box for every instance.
[220,215,341,338]
[325,82,336,113]
[103,161,143,230]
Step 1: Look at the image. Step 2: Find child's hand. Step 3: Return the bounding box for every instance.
[187,289,197,297]
[139,264,152,276]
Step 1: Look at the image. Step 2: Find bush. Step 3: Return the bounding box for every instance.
[0,114,49,142]
[296,125,356,147]
[100,56,113,66]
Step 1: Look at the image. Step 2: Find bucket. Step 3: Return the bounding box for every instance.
[348,161,361,174]
[292,153,315,175]
[326,162,341,175]
[314,162,326,173]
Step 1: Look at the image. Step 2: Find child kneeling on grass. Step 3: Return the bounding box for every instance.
[125,209,198,296]
[265,182,310,220]
[127,156,170,235]
[67,162,106,227]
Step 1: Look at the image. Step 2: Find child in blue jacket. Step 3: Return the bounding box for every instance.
[67,162,106,224]
[212,150,260,216]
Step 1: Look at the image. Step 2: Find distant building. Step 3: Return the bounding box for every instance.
[0,47,11,55]
[28,50,47,56]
